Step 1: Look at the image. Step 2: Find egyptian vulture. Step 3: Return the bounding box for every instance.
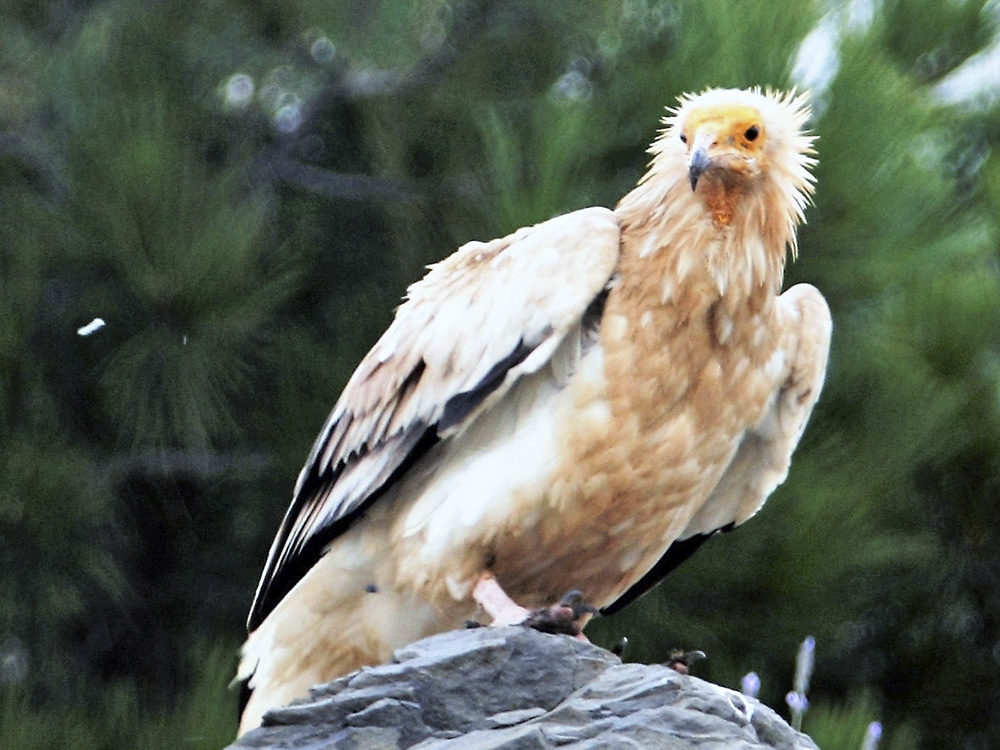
[237,87,832,734]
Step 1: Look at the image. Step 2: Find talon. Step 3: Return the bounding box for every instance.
[558,589,599,618]
[522,589,597,637]
[665,649,707,675]
[471,575,596,640]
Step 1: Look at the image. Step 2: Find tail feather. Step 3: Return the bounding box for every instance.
[235,548,450,736]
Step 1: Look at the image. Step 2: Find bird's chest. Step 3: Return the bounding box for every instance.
[493,293,780,607]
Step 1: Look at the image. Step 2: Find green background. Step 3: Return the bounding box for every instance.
[2,1,999,748]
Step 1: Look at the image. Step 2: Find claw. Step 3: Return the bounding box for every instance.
[522,588,597,637]
[471,574,595,639]
[558,589,599,618]
[665,649,707,675]
[611,636,629,657]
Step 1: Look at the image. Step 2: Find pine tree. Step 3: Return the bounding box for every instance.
[1,1,998,747]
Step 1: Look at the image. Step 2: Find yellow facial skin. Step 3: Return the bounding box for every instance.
[681,104,767,190]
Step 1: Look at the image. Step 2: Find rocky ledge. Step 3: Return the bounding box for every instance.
[229,626,818,750]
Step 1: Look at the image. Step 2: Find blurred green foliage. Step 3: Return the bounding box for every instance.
[1,1,998,748]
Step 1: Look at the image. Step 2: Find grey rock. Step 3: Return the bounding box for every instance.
[228,627,818,750]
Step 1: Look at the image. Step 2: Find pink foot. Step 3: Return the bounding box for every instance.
[472,573,531,626]
[472,573,595,640]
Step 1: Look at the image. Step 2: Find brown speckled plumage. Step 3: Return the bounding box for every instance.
[236,87,831,735]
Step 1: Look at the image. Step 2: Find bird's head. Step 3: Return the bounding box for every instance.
[680,103,768,191]
[638,88,816,236]
[667,88,815,196]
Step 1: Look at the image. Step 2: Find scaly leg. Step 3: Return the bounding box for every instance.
[472,573,595,639]
[472,573,531,625]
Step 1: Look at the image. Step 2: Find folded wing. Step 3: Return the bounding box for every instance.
[602,282,832,615]
[248,207,622,630]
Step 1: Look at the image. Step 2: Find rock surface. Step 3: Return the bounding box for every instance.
[229,626,819,750]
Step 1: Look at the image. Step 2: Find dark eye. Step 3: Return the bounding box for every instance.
[744,125,760,142]
[679,132,687,144]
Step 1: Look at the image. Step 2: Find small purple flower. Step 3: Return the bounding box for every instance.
[787,635,815,731]
[861,721,883,750]
[785,690,809,713]
[794,636,816,696]
[741,671,761,698]
[786,690,809,731]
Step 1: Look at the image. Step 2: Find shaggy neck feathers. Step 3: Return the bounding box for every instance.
[612,88,815,311]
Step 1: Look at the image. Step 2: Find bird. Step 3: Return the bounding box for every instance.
[236,86,832,734]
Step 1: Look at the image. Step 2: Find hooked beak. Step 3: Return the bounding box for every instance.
[688,148,711,191]
[687,129,717,191]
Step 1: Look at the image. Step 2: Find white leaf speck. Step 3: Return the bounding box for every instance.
[77,318,106,336]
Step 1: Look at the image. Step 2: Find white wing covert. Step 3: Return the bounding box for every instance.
[247,207,621,629]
